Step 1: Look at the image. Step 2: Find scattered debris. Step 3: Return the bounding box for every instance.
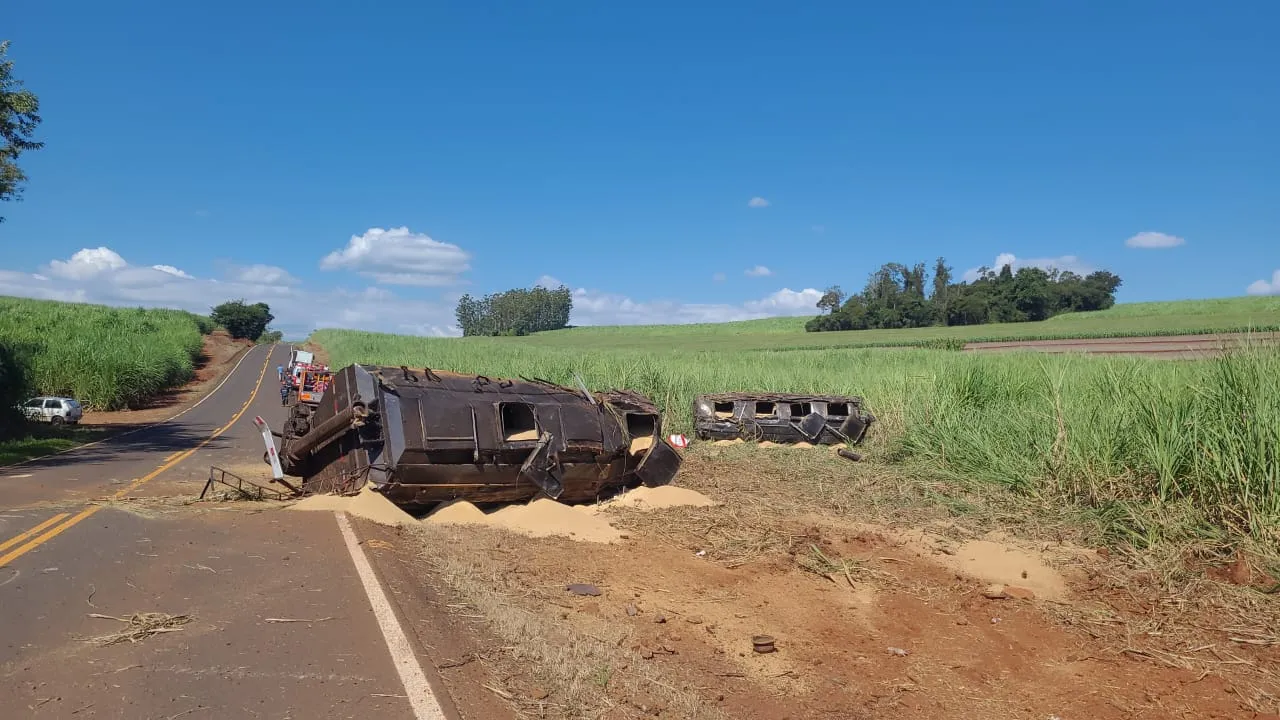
[836,448,863,462]
[567,583,602,596]
[887,646,909,656]
[752,635,777,654]
[625,604,638,617]
[692,392,875,445]
[263,616,337,623]
[200,466,292,502]
[85,612,190,646]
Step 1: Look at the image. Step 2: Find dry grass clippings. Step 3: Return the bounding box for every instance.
[85,612,191,646]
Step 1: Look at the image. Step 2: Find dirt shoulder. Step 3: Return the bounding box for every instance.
[81,330,254,427]
[357,444,1279,720]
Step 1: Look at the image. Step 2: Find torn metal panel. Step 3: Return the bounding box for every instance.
[691,392,875,445]
[270,364,682,510]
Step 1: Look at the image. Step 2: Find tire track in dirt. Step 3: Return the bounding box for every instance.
[964,331,1280,359]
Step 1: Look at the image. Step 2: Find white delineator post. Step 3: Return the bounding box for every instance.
[254,415,285,481]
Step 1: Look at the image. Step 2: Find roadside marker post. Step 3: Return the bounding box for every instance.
[255,415,285,481]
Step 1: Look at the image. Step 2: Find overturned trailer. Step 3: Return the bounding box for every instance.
[260,364,684,510]
[692,392,875,445]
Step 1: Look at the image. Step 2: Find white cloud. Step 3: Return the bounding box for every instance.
[564,285,823,326]
[7,246,460,339]
[152,264,193,279]
[320,226,471,286]
[232,263,298,285]
[1246,270,1280,296]
[1125,231,1185,249]
[961,252,1095,283]
[747,196,770,208]
[48,247,127,279]
[711,272,726,283]
[743,288,824,313]
[5,246,830,342]
[745,265,773,277]
[534,275,565,289]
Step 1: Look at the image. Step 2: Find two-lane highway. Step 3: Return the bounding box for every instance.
[0,343,457,719]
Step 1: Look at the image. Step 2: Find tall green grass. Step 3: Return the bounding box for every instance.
[313,327,1280,545]
[516,295,1280,352]
[0,296,210,411]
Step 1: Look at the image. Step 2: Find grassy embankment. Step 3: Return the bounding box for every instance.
[0,296,212,464]
[518,295,1280,351]
[311,295,1280,553]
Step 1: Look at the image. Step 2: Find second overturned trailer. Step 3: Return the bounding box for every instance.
[265,364,683,509]
[692,392,875,445]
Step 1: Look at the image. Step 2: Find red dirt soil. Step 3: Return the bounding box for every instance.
[80,330,254,426]
[412,508,1277,720]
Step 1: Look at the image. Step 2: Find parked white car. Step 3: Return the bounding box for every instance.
[20,396,84,425]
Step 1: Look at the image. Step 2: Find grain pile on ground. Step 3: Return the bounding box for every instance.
[423,485,716,543]
[426,497,624,542]
[287,485,415,527]
[892,527,1073,600]
[592,485,716,511]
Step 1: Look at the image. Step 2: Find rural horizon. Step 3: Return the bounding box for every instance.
[3,4,1279,719]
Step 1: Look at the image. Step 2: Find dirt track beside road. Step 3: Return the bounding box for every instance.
[964,331,1280,359]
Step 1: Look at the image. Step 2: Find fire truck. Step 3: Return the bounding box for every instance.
[281,350,332,407]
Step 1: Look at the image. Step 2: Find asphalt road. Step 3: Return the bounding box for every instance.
[0,343,460,719]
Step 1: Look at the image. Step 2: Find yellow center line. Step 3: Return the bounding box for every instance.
[0,345,275,568]
[0,513,70,554]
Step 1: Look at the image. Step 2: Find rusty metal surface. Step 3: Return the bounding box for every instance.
[692,392,875,445]
[273,364,682,509]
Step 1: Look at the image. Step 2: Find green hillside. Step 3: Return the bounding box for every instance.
[504,295,1280,352]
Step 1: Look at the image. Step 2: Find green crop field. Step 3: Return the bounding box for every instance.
[0,296,211,411]
[310,298,1280,547]
[511,295,1280,352]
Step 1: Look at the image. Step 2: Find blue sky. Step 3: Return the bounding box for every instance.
[2,1,1277,336]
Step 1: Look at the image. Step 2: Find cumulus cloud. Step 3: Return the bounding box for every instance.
[4,245,830,341]
[320,226,471,286]
[564,285,823,326]
[1125,231,1185,249]
[747,196,770,208]
[1246,270,1280,296]
[961,252,1095,283]
[8,246,460,339]
[48,247,127,279]
[745,265,773,277]
[534,275,566,289]
[152,264,194,279]
[232,263,298,285]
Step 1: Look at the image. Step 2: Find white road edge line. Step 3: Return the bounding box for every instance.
[0,343,265,470]
[335,511,448,720]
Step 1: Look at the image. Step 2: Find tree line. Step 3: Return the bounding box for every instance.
[806,258,1122,332]
[1,39,43,223]
[455,285,573,336]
